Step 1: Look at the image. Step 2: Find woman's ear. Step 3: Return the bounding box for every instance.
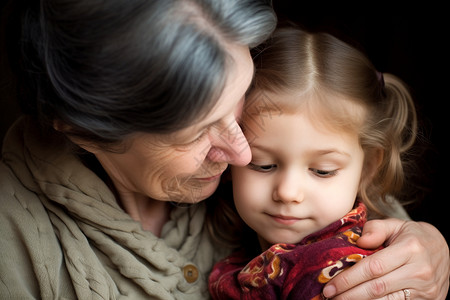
[53,119,101,153]
[53,119,69,132]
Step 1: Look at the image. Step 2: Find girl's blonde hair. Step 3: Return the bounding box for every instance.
[207,24,419,249]
[248,25,418,216]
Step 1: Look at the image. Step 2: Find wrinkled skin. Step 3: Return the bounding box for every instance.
[323,219,450,299]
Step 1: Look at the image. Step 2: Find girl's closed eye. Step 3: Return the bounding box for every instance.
[248,162,277,172]
[309,168,338,178]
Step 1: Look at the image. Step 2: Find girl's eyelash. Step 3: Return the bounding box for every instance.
[248,162,277,172]
[310,168,338,177]
[247,164,339,177]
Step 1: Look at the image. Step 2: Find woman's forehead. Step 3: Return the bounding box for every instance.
[186,44,254,127]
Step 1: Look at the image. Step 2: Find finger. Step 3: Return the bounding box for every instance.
[356,219,405,249]
[327,264,416,300]
[327,252,440,300]
[325,220,450,299]
[323,243,406,298]
[372,290,408,300]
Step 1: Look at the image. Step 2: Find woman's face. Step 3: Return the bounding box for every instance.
[92,44,254,204]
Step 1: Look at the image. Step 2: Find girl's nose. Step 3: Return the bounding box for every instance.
[273,170,304,204]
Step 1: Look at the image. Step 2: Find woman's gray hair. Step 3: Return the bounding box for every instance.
[16,0,276,145]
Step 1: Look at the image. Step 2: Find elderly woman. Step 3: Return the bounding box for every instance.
[0,0,448,299]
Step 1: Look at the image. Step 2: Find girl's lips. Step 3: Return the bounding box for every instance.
[270,214,303,225]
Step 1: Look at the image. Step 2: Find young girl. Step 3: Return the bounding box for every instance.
[208,25,418,300]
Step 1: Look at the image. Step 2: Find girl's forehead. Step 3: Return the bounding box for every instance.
[244,89,366,133]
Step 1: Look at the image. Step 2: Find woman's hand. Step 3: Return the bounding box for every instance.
[323,219,449,299]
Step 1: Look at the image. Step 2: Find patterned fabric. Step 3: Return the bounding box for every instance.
[209,202,382,300]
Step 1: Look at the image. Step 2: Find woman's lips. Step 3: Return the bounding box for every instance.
[194,164,228,182]
[196,168,227,182]
[197,173,223,182]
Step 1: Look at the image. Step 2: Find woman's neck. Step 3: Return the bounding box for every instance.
[79,152,171,236]
[120,192,171,236]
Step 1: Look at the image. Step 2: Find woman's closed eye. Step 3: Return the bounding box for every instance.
[248,162,277,172]
[183,128,210,146]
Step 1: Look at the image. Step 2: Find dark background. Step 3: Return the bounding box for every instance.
[272,2,449,243]
[1,2,448,242]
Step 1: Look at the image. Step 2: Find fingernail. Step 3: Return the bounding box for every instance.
[323,285,336,298]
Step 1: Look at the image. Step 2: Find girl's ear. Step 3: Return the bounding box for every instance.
[365,148,384,180]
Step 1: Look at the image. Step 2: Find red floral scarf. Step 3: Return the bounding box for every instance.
[209,202,382,299]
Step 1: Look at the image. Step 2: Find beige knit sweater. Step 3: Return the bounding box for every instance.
[0,116,229,299]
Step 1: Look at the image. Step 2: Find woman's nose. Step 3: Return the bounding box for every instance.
[273,170,304,204]
[206,120,251,166]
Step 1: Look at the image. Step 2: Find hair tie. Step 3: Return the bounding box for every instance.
[376,71,384,87]
[376,71,386,97]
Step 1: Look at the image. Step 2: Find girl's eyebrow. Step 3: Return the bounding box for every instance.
[250,144,351,158]
[314,149,351,157]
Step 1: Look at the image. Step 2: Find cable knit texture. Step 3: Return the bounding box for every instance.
[0,116,228,299]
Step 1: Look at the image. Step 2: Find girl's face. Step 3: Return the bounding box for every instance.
[91,43,254,204]
[231,92,365,250]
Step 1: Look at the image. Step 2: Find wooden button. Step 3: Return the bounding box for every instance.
[183,264,199,283]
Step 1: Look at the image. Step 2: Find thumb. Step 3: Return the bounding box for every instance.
[357,219,403,249]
